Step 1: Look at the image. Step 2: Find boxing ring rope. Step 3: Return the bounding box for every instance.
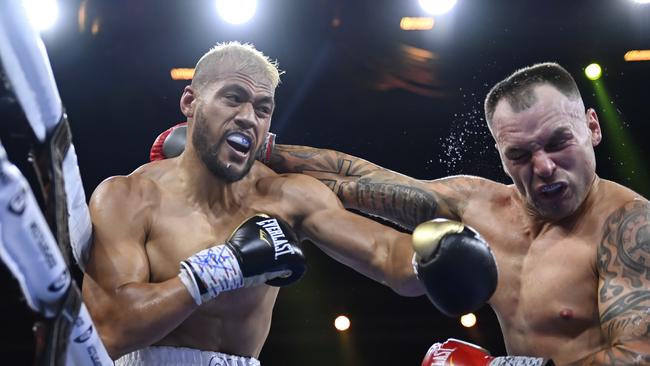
[0,1,112,365]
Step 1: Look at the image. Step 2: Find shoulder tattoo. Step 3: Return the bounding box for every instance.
[597,200,650,354]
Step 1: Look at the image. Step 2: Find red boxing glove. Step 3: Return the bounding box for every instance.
[149,121,276,164]
[421,339,492,366]
[149,122,187,161]
[421,339,552,366]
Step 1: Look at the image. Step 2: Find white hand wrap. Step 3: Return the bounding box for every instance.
[178,244,244,305]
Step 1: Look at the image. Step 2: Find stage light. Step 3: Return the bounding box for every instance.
[170,68,195,80]
[23,0,59,30]
[585,63,602,81]
[419,0,457,15]
[624,50,650,62]
[460,313,477,328]
[78,0,87,32]
[630,0,650,4]
[400,17,435,30]
[216,0,256,25]
[334,315,351,331]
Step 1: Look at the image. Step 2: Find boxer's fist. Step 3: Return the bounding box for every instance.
[179,214,306,304]
[149,122,276,164]
[412,219,497,316]
[150,122,187,161]
[421,339,551,366]
[421,339,493,366]
[227,214,306,287]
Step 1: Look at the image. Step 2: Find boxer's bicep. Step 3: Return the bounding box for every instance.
[86,176,151,289]
[82,177,151,334]
[269,144,381,202]
[593,199,650,364]
[83,177,196,358]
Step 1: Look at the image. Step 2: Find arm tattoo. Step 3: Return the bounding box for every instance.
[270,145,465,229]
[353,178,438,230]
[595,200,650,364]
[269,145,376,178]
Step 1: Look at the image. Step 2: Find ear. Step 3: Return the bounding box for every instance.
[180,85,196,118]
[585,108,602,147]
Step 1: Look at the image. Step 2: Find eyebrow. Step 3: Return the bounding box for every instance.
[547,127,573,143]
[221,84,274,105]
[503,127,573,155]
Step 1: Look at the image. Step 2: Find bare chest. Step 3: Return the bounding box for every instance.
[147,191,292,274]
[470,215,603,356]
[144,191,292,310]
[494,234,598,327]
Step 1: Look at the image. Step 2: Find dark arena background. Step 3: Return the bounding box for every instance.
[1,0,649,365]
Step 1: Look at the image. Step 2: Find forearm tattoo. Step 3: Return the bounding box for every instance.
[353,178,438,230]
[270,145,445,229]
[595,200,650,365]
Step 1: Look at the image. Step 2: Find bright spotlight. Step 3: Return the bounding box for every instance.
[216,0,257,25]
[460,313,477,328]
[585,63,602,81]
[419,0,457,15]
[23,0,59,30]
[631,0,650,4]
[334,315,351,332]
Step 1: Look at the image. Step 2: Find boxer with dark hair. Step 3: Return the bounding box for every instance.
[83,42,486,366]
[268,63,650,365]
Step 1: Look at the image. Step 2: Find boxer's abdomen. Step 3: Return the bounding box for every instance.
[154,285,279,357]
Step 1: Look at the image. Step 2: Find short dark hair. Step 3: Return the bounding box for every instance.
[484,62,582,128]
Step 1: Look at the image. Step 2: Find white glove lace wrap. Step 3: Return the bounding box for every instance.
[179,244,243,305]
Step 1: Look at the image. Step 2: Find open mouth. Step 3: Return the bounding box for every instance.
[538,182,567,198]
[225,133,252,155]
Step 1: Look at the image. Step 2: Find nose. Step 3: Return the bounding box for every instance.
[234,102,256,130]
[532,151,556,178]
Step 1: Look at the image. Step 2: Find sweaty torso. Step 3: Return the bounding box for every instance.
[134,160,298,358]
[461,179,638,364]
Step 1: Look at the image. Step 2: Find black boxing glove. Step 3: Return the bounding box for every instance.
[179,214,306,305]
[412,219,498,316]
[150,122,276,164]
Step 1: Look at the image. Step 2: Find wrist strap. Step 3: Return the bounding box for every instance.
[491,357,550,366]
[178,244,244,305]
[178,263,202,305]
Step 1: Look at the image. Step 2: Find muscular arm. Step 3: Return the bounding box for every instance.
[578,199,650,365]
[270,144,486,230]
[282,174,423,296]
[82,177,197,359]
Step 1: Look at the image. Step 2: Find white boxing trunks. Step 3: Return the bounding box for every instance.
[115,346,261,366]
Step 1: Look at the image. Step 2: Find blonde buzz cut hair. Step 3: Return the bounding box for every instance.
[192,41,283,90]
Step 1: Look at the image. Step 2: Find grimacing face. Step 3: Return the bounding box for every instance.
[491,84,602,220]
[189,65,275,182]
